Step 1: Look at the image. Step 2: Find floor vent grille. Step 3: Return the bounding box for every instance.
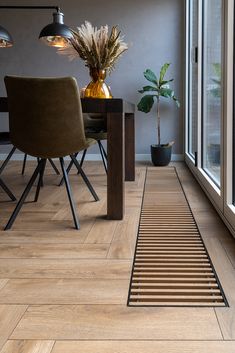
[128,167,227,307]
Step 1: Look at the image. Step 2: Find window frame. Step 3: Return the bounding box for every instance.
[224,0,235,230]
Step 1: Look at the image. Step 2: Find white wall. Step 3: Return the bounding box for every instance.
[0,0,184,157]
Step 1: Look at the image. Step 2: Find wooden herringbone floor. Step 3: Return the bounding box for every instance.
[0,161,235,352]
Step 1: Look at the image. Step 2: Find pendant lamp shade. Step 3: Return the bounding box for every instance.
[0,25,13,47]
[39,12,72,48]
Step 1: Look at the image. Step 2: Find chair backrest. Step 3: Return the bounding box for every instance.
[83,113,107,130]
[5,76,88,158]
[0,132,11,145]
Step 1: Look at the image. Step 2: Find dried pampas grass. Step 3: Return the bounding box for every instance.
[58,21,128,73]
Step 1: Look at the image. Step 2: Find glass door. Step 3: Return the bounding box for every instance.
[224,0,235,230]
[201,0,222,187]
[185,0,224,213]
[186,0,235,233]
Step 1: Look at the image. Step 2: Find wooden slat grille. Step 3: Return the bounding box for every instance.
[128,167,227,307]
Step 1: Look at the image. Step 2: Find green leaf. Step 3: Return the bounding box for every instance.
[210,88,221,98]
[173,96,180,108]
[143,69,158,85]
[161,83,170,89]
[138,85,158,93]
[159,88,180,107]
[211,78,221,85]
[159,63,171,83]
[160,88,174,98]
[137,95,155,113]
[160,78,174,87]
[212,63,221,77]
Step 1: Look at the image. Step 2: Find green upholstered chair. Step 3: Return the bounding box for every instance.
[4,76,99,230]
[83,113,107,173]
[59,113,108,185]
[0,132,60,176]
[58,113,107,186]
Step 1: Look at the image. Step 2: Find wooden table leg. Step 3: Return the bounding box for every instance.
[107,112,124,220]
[125,113,135,181]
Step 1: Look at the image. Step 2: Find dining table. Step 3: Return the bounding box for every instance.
[0,97,135,220]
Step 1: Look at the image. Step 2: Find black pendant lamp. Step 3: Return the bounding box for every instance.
[0,6,73,48]
[0,25,13,47]
[39,10,72,47]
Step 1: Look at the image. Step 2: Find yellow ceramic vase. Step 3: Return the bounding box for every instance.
[84,68,113,99]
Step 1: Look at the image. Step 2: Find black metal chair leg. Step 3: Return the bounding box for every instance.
[0,146,16,174]
[21,154,28,175]
[48,158,60,175]
[59,157,80,230]
[80,149,87,168]
[58,152,79,186]
[100,141,107,160]
[76,149,87,174]
[4,160,44,231]
[70,154,99,201]
[34,159,47,202]
[0,177,16,201]
[98,141,107,174]
[67,152,79,174]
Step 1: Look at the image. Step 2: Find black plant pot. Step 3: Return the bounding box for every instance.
[151,144,172,166]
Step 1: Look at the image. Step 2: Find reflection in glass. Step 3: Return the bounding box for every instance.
[202,0,222,186]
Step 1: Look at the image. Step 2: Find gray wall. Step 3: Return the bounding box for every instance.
[0,0,184,156]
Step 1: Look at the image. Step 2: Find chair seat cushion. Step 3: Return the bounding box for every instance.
[84,137,98,149]
[0,132,11,145]
[85,128,107,141]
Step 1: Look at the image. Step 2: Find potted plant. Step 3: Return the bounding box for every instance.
[137,63,180,166]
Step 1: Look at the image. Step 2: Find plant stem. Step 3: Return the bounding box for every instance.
[157,95,160,145]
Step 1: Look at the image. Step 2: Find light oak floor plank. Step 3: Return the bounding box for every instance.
[0,230,88,244]
[0,259,131,279]
[84,210,119,244]
[204,237,235,339]
[0,279,8,291]
[11,304,222,340]
[0,305,27,351]
[107,208,140,259]
[0,243,109,259]
[220,237,235,268]
[52,340,235,353]
[0,340,54,353]
[0,279,128,304]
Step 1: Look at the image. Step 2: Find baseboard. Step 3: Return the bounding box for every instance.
[0,153,184,162]
[135,154,184,162]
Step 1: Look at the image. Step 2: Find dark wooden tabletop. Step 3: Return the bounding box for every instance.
[0,97,135,114]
